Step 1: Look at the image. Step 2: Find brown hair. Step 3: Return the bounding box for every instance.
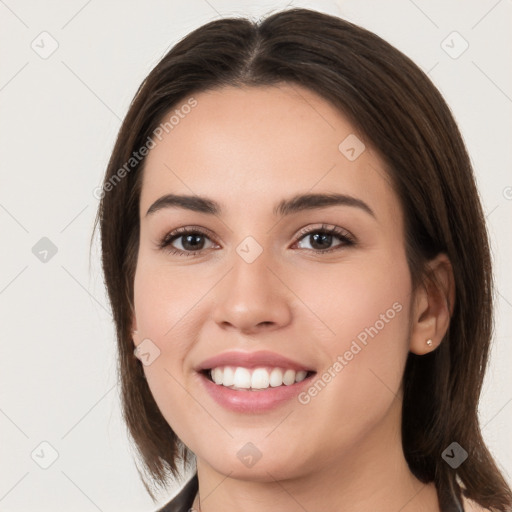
[92,7,512,510]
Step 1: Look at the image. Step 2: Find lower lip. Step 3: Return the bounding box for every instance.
[198,372,315,413]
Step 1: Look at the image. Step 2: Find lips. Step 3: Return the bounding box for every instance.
[195,350,317,412]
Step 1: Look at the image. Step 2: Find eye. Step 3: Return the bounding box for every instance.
[158,223,355,257]
[158,226,217,257]
[293,224,355,253]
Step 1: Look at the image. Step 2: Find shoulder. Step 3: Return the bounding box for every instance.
[461,495,490,512]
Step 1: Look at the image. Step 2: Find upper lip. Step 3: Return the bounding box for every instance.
[196,350,315,372]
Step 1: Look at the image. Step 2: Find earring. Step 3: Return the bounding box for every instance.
[426,339,433,347]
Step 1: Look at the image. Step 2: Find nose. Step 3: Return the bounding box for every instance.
[211,248,292,335]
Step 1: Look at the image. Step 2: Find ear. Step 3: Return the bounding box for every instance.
[409,253,455,355]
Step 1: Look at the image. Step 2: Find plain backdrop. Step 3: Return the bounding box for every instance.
[0,0,511,510]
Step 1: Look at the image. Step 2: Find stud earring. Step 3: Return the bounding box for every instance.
[426,339,433,347]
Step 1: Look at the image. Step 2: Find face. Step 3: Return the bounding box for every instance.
[132,83,415,482]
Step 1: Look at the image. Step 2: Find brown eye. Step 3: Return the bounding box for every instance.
[294,224,355,254]
[158,227,216,256]
[158,223,355,257]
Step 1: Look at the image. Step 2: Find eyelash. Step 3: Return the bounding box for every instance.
[157,224,355,257]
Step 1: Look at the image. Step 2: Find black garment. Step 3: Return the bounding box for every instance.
[155,472,466,511]
[157,474,198,512]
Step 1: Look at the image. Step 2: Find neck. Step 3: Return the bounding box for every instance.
[192,397,440,512]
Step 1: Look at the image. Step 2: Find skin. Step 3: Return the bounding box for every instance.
[131,83,457,511]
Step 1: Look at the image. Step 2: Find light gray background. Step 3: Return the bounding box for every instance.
[1,0,511,510]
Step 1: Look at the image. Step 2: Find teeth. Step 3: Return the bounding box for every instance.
[269,368,284,387]
[208,366,309,390]
[283,369,296,386]
[223,366,235,386]
[251,368,270,389]
[212,367,223,385]
[233,367,251,389]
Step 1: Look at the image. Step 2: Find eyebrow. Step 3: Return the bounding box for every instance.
[145,192,375,219]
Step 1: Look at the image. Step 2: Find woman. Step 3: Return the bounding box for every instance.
[93,7,512,512]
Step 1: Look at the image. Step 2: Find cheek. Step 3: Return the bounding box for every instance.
[329,297,411,401]
[290,292,411,468]
[292,248,412,353]
[133,252,200,342]
[133,261,179,383]
[132,254,210,431]
[295,249,413,416]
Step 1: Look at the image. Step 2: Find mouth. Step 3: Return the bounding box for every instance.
[195,350,317,412]
[200,366,317,391]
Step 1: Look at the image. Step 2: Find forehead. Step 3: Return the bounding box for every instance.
[139,83,400,223]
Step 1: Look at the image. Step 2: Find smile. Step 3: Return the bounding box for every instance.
[205,366,314,390]
[195,350,317,412]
